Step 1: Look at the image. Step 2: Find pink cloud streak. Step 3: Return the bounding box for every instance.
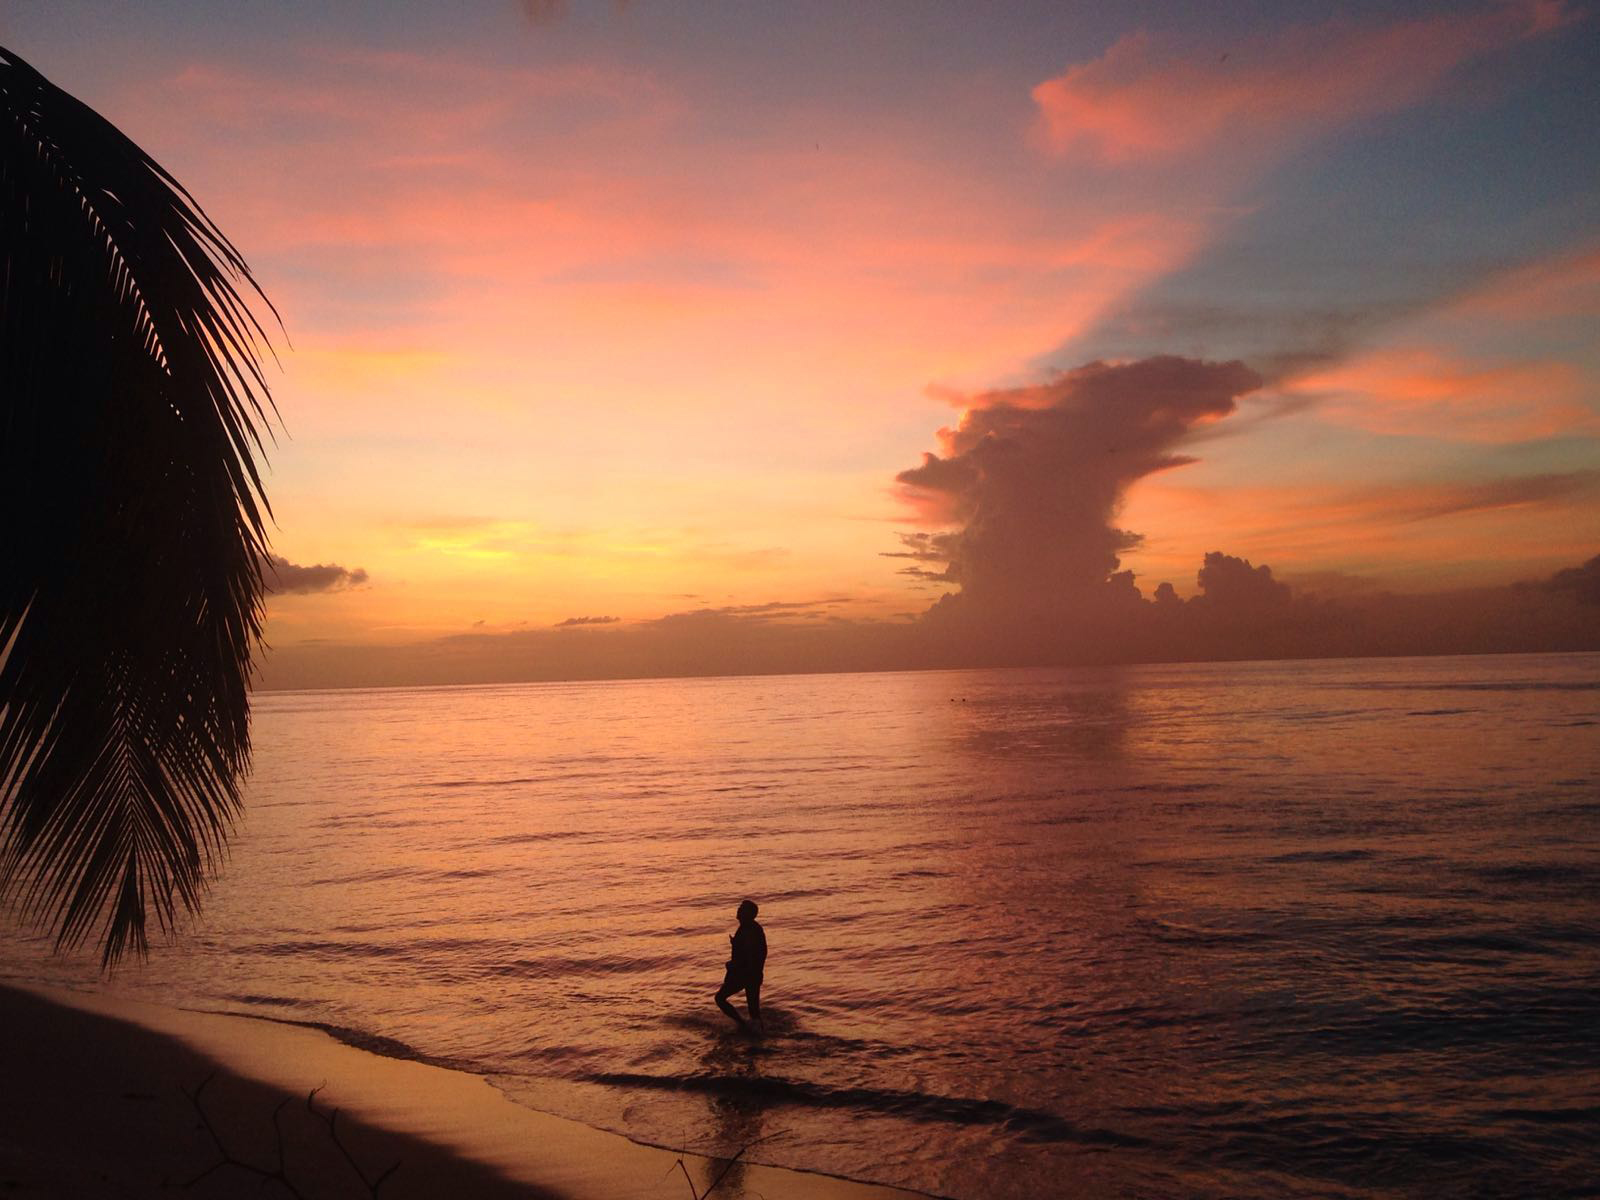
[1290,348,1600,443]
[1032,1,1572,165]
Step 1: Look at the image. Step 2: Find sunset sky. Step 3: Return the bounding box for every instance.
[8,1,1598,684]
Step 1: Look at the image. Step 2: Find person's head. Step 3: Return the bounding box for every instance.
[737,899,758,923]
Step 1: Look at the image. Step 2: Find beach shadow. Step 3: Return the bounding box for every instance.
[0,984,557,1199]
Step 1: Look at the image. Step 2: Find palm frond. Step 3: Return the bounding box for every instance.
[0,45,278,966]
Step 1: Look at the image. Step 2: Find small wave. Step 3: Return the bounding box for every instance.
[1030,812,1094,827]
[240,938,414,960]
[220,992,315,1009]
[1280,708,1365,722]
[1403,930,1562,958]
[1263,849,1377,864]
[1333,680,1600,693]
[305,865,415,886]
[1276,989,1600,1060]
[299,1022,458,1066]
[580,1071,1148,1146]
[1487,1104,1600,1126]
[480,951,690,977]
[1471,862,1598,886]
[432,776,543,788]
[754,884,852,903]
[488,830,587,845]
[1110,781,1218,795]
[1138,917,1263,946]
[185,1006,479,1074]
[239,935,516,961]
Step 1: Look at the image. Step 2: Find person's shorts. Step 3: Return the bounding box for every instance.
[720,968,761,995]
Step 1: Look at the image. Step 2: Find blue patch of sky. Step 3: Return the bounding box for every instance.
[1046,15,1599,372]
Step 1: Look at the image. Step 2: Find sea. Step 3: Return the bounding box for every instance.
[2,653,1598,1198]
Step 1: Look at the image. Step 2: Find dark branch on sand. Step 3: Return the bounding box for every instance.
[309,1082,403,1194]
[175,1073,400,1197]
[175,1073,303,1197]
[668,1129,787,1200]
[672,1146,749,1200]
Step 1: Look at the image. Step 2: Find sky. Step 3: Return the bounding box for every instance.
[7,1,1599,686]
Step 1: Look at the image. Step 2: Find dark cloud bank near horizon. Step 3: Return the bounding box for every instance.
[257,355,1598,689]
[257,551,1600,690]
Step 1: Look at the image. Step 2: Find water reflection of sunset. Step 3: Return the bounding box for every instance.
[9,656,1592,1195]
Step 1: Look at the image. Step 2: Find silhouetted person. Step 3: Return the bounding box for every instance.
[714,899,766,1032]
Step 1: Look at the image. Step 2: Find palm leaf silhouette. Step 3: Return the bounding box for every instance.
[0,46,278,965]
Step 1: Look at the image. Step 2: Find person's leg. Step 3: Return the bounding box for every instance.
[746,979,762,1025]
[715,975,746,1026]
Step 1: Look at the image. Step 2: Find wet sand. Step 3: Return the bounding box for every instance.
[0,982,922,1200]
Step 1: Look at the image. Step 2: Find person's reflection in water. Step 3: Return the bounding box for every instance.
[693,1030,771,1198]
[702,1082,764,1197]
[714,899,766,1033]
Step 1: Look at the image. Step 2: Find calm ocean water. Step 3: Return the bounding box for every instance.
[3,654,1599,1197]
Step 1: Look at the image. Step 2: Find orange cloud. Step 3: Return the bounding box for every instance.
[1288,348,1600,443]
[1451,244,1600,321]
[1125,469,1600,588]
[1032,1,1570,165]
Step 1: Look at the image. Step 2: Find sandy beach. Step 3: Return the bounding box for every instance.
[0,982,923,1200]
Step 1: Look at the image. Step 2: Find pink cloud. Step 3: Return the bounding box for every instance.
[1451,244,1600,321]
[166,49,677,138]
[119,44,1206,390]
[1032,1,1572,165]
[1288,348,1600,443]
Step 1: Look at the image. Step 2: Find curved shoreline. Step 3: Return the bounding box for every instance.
[0,981,926,1200]
[173,998,952,1200]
